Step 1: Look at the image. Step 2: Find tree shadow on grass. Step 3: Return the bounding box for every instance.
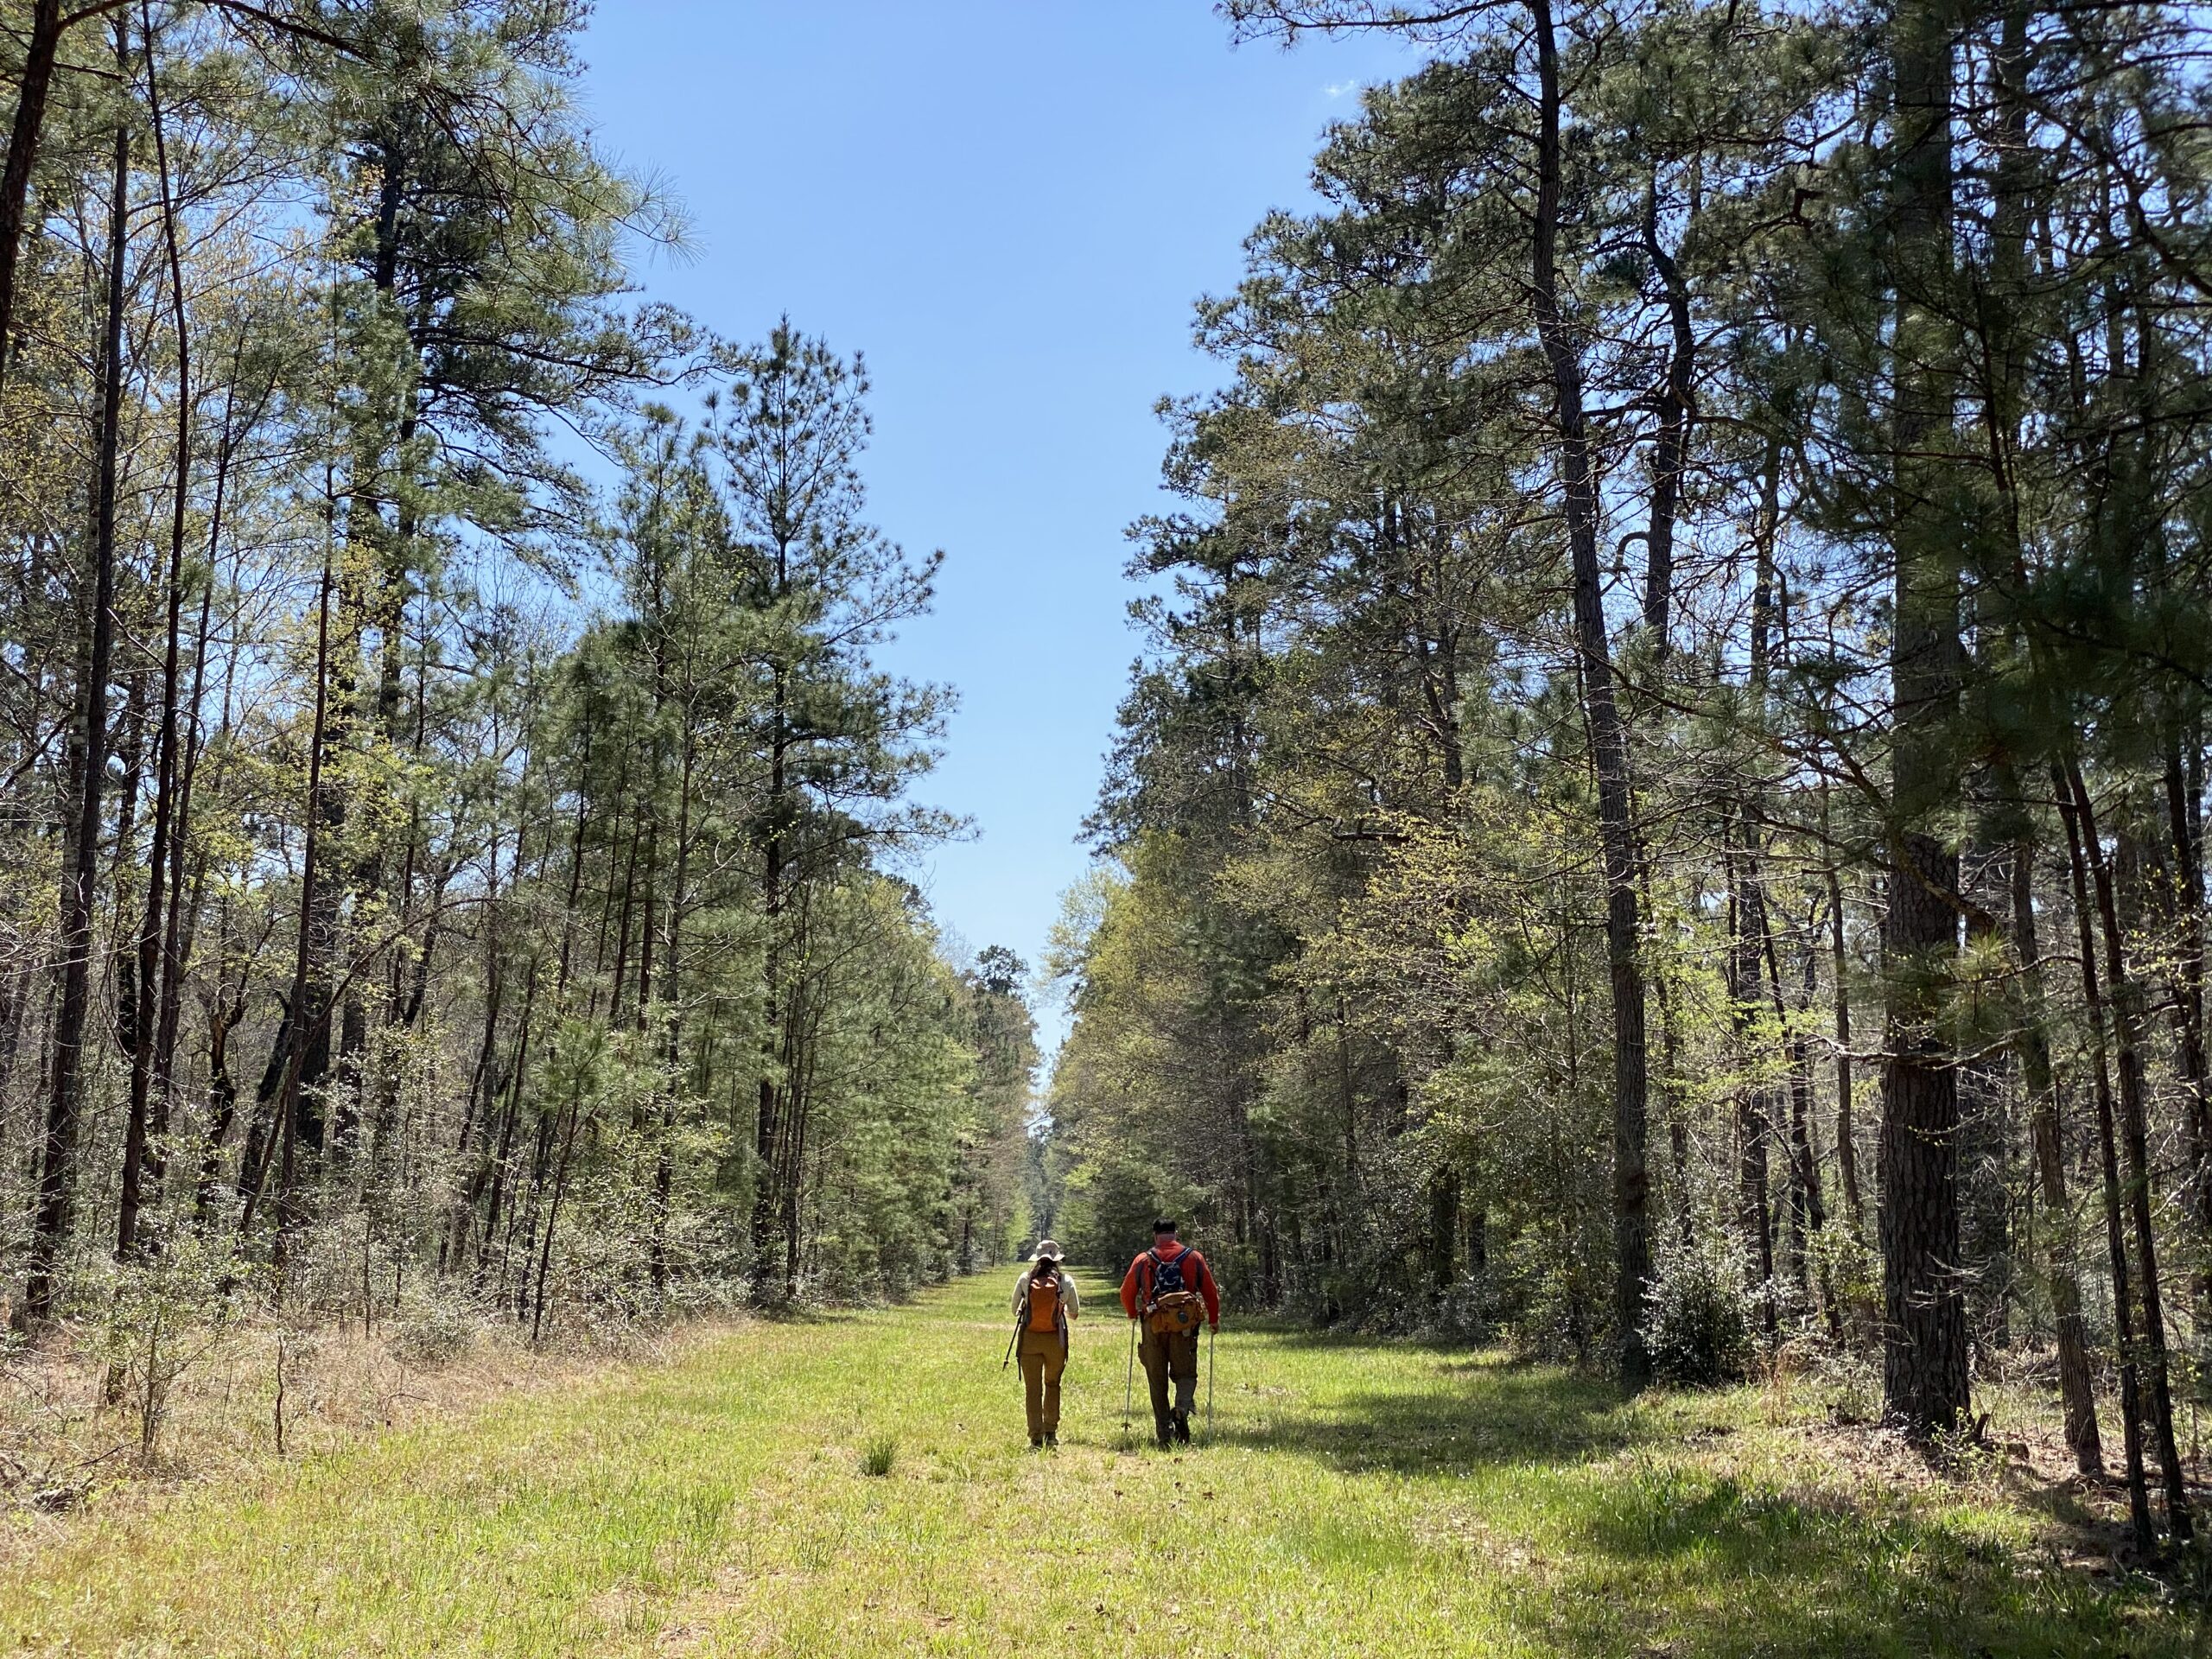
[1206,1352,1644,1477]
[1512,1459,2204,1657]
[1229,1313,1512,1356]
[1208,1348,2203,1655]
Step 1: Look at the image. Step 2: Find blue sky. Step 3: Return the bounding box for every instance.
[576,3,1415,1048]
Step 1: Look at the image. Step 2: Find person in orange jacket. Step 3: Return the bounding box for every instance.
[1120,1218,1219,1446]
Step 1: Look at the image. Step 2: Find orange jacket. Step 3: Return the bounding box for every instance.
[1120,1241,1220,1327]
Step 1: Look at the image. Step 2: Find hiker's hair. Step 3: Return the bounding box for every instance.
[1035,1256,1058,1279]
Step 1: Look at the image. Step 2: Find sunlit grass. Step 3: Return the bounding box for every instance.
[0,1272,2200,1656]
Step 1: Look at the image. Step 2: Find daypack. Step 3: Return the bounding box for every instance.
[1143,1248,1205,1337]
[1027,1272,1062,1333]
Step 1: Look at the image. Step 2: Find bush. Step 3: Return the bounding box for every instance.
[87,1236,233,1464]
[1805,1224,1881,1343]
[1642,1236,1757,1386]
[390,1292,478,1368]
[1432,1272,1503,1343]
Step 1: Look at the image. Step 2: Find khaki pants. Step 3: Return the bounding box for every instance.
[1018,1327,1066,1440]
[1138,1326,1199,1441]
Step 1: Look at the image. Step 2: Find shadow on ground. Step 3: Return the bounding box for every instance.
[1207,1352,1641,1477]
[1530,1456,2208,1656]
[1210,1340,2209,1656]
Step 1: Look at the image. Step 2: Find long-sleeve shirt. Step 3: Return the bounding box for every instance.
[1013,1267,1078,1329]
[1119,1242,1220,1327]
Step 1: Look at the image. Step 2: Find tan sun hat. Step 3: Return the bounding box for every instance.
[1032,1239,1065,1262]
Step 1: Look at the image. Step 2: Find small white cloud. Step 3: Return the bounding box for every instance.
[1324,79,1361,100]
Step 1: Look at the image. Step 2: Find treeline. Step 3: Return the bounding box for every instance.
[1047,0,2212,1546]
[0,0,1033,1355]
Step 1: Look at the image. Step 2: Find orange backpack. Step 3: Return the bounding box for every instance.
[1026,1272,1061,1332]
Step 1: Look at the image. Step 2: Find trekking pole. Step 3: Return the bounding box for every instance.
[1122,1317,1137,1439]
[1001,1294,1027,1372]
[1206,1322,1216,1442]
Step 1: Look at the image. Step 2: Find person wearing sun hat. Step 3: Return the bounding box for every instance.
[1011,1239,1079,1448]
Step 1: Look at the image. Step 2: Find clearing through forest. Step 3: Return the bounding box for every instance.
[0,1270,2198,1656]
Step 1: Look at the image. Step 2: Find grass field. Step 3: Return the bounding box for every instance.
[0,1269,2202,1656]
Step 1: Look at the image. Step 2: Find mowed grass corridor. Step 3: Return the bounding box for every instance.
[2,1272,2199,1657]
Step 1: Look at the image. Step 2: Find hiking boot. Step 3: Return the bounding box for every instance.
[1155,1424,1174,1449]
[1172,1409,1191,1445]
[1043,1433,1058,1449]
[1029,1436,1042,1450]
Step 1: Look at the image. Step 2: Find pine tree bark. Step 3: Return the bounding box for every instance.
[2160,734,2212,1306]
[1639,181,1693,654]
[751,513,796,1297]
[1529,0,1649,1387]
[2064,763,2192,1539]
[1877,0,1969,1438]
[119,10,194,1256]
[1822,807,1865,1239]
[270,538,339,1282]
[2056,765,2155,1545]
[2005,836,2102,1472]
[22,79,130,1325]
[0,0,66,382]
[1725,810,1778,1325]
[1764,899,1826,1254]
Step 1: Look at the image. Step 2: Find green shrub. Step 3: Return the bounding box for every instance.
[1642,1236,1756,1385]
[1805,1224,1881,1342]
[859,1433,898,1477]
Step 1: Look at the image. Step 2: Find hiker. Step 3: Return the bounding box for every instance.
[1120,1218,1218,1447]
[1013,1240,1077,1448]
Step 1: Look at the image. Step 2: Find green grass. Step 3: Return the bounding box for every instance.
[858,1432,899,1478]
[0,1270,2200,1656]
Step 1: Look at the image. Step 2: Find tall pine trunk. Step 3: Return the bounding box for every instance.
[2056,764,2156,1545]
[22,76,130,1325]
[0,0,66,382]
[1877,0,1969,1437]
[2007,836,2102,1475]
[1529,0,1649,1387]
[270,523,340,1281]
[2064,762,2192,1539]
[119,13,194,1256]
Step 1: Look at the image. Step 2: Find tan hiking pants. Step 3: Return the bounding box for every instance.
[1018,1327,1066,1440]
[1138,1326,1198,1439]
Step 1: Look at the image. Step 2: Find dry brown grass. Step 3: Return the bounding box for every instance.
[0,1305,734,1560]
